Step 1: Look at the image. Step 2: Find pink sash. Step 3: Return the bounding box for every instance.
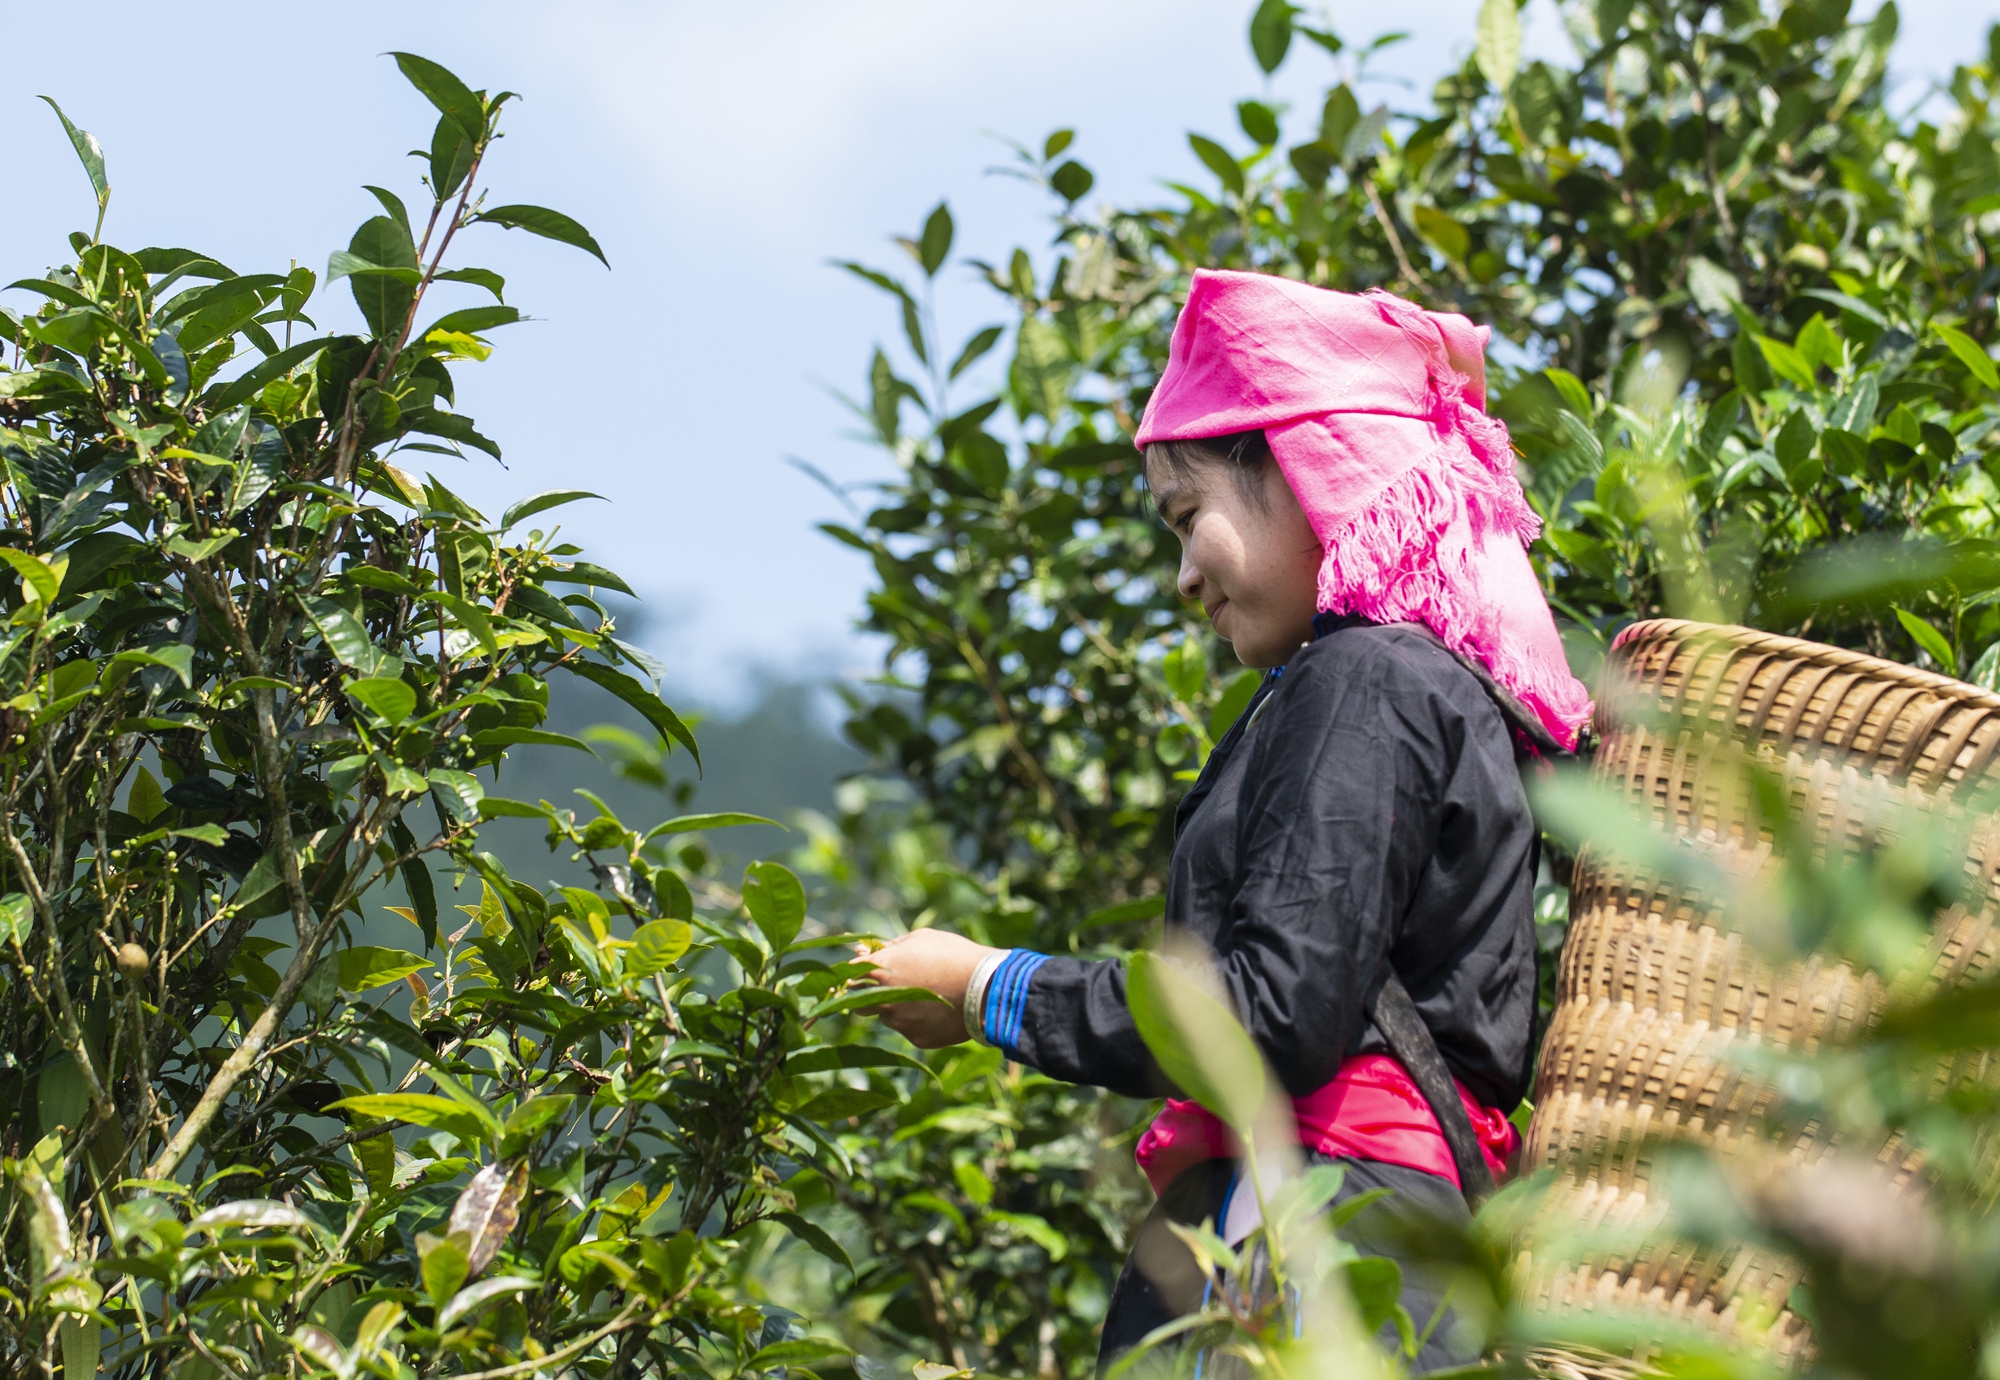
[1133,1053,1520,1196]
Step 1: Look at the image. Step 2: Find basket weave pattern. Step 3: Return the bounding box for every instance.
[1519,619,2000,1369]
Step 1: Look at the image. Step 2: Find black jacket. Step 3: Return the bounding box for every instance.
[1004,617,1539,1111]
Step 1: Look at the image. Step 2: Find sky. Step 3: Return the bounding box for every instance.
[2,0,1986,706]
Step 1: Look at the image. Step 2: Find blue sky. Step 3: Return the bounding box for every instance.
[3,0,1980,704]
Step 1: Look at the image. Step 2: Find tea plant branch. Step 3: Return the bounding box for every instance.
[142,905,344,1181]
[140,581,333,1178]
[451,1302,647,1380]
[952,630,1078,836]
[1,819,115,1127]
[1363,174,1422,291]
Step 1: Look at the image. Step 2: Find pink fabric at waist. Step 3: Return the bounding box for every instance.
[1133,1053,1520,1197]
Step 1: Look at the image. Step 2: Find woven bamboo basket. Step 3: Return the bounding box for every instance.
[1518,619,2000,1373]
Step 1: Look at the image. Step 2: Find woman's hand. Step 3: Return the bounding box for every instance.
[858,929,1000,1049]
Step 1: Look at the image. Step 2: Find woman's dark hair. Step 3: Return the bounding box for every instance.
[1143,429,1273,508]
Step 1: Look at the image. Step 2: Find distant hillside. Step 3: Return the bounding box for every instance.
[463,671,865,898]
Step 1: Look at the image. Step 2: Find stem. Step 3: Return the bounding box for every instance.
[1,821,115,1127]
[449,1303,645,1380]
[142,907,342,1183]
[1364,176,1423,292]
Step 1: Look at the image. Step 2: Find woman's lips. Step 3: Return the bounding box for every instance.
[1206,596,1229,633]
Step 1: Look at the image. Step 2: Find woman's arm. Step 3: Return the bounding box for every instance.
[864,633,1473,1099]
[1007,638,1458,1098]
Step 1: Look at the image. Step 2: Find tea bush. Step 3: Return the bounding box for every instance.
[0,57,920,1379]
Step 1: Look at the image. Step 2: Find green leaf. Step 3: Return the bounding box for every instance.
[1756,334,1819,390]
[546,561,636,597]
[472,205,609,268]
[0,548,60,605]
[772,1211,853,1275]
[1972,641,2000,691]
[641,812,781,842]
[434,267,505,301]
[364,185,412,239]
[1162,637,1207,703]
[807,986,948,1021]
[346,676,416,724]
[127,765,167,825]
[164,527,240,562]
[742,860,807,950]
[1476,0,1522,92]
[1248,0,1299,74]
[342,216,420,339]
[948,325,1005,381]
[1209,668,1262,740]
[0,893,32,947]
[794,1086,896,1120]
[326,1092,489,1144]
[919,202,954,277]
[390,53,485,142]
[108,646,194,689]
[499,1096,574,1158]
[303,595,391,676]
[1012,316,1071,423]
[338,946,429,991]
[1126,950,1267,1134]
[59,1320,98,1380]
[477,796,553,821]
[1187,134,1245,197]
[1936,323,1999,390]
[1894,607,1959,677]
[1687,257,1742,315]
[564,660,700,768]
[625,919,693,979]
[405,409,502,460]
[987,1209,1068,1261]
[426,305,520,336]
[436,1277,537,1333]
[429,769,484,825]
[208,337,331,410]
[37,97,108,213]
[502,489,604,530]
[428,115,477,201]
[420,1233,471,1308]
[1412,206,1470,263]
[786,1045,931,1077]
[390,815,437,949]
[749,1338,855,1368]
[1237,100,1281,148]
[433,592,498,660]
[470,727,596,754]
[1050,160,1094,203]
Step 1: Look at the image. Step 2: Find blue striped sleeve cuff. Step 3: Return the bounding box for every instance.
[981,949,1048,1057]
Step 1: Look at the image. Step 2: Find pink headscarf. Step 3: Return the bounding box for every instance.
[1135,269,1592,749]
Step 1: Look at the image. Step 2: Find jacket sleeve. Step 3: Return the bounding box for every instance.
[1002,644,1455,1099]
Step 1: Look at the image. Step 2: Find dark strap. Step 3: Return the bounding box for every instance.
[1294,620,1580,1208]
[1370,973,1498,1206]
[1361,624,1571,1209]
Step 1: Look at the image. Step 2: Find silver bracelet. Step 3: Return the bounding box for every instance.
[962,950,1007,1046]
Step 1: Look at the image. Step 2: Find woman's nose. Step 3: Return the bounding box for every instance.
[1177,550,1202,601]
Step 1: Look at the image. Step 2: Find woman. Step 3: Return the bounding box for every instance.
[862,270,1592,1372]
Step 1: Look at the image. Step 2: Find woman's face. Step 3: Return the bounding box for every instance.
[1147,453,1323,669]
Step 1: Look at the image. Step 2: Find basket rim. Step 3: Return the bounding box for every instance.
[1610,619,2000,715]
